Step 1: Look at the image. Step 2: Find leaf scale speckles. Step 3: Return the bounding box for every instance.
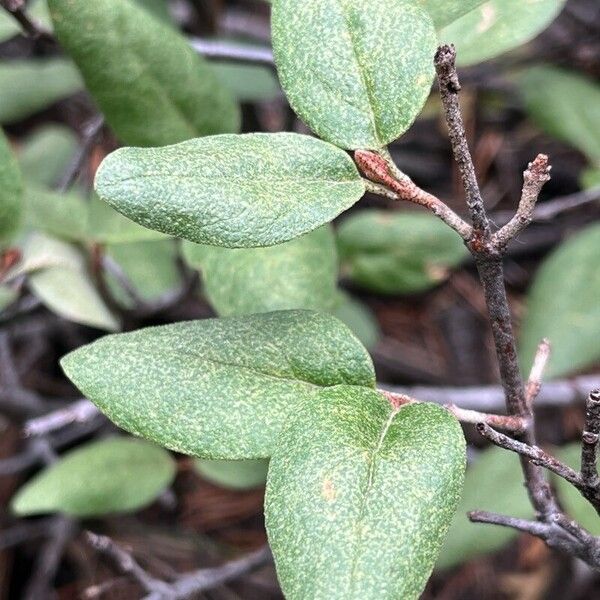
[61,310,376,459]
[94,133,365,248]
[271,0,437,150]
[265,386,466,599]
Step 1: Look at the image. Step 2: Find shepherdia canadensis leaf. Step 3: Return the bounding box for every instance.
[337,210,468,294]
[417,0,487,28]
[11,437,175,517]
[519,223,600,379]
[0,129,23,245]
[265,386,466,599]
[95,133,365,248]
[48,0,239,146]
[440,0,566,67]
[61,310,376,459]
[183,226,338,316]
[271,0,437,149]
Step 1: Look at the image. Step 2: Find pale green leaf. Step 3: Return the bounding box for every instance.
[337,210,468,294]
[183,226,338,316]
[519,66,600,164]
[416,0,487,28]
[519,223,600,378]
[440,0,566,66]
[95,133,365,248]
[106,240,180,305]
[48,0,239,146]
[436,447,534,570]
[554,444,600,536]
[61,310,376,459]
[24,232,119,331]
[18,125,77,187]
[271,0,437,149]
[0,59,82,124]
[24,185,88,242]
[266,387,465,599]
[213,62,280,102]
[332,291,380,350]
[194,458,269,490]
[11,437,175,517]
[0,0,51,43]
[0,129,23,245]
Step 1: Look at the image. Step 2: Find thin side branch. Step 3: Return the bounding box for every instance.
[434,44,489,237]
[494,155,552,248]
[525,338,552,408]
[354,150,472,239]
[0,0,52,39]
[446,405,528,433]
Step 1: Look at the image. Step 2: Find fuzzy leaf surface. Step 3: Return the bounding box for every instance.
[183,226,338,315]
[266,386,466,599]
[271,0,436,149]
[48,0,239,146]
[519,223,600,378]
[11,437,175,517]
[61,310,375,459]
[95,133,365,247]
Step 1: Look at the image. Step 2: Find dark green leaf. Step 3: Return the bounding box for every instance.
[11,437,175,517]
[337,210,468,294]
[183,226,338,315]
[48,0,239,146]
[440,0,566,66]
[95,133,365,247]
[271,0,436,149]
[0,59,82,124]
[554,444,600,536]
[18,125,77,187]
[519,223,600,378]
[436,447,534,570]
[194,459,269,490]
[61,310,376,459]
[0,129,23,245]
[266,387,465,599]
[519,66,600,164]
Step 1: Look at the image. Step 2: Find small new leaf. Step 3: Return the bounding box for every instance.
[266,386,466,599]
[11,437,175,517]
[271,0,437,149]
[95,133,365,248]
[61,310,375,459]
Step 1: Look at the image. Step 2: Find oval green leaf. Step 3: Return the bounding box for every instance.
[519,223,600,379]
[332,291,380,350]
[418,0,487,28]
[271,0,437,149]
[436,447,534,570]
[195,458,269,490]
[266,386,466,599]
[0,129,23,245]
[24,232,119,331]
[11,437,175,517]
[61,310,376,459]
[518,66,600,165]
[337,210,468,294]
[95,133,365,248]
[183,225,338,316]
[48,0,239,146]
[440,0,566,66]
[0,59,82,124]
